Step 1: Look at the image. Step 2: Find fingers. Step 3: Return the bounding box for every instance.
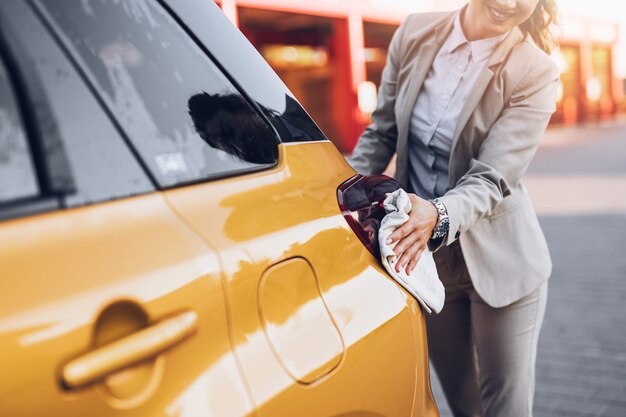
[392,226,420,257]
[388,196,435,244]
[406,248,424,275]
[395,238,426,274]
[388,220,414,244]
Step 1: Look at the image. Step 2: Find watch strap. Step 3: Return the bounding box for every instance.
[429,198,449,241]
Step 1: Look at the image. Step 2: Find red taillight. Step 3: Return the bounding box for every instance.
[337,174,402,258]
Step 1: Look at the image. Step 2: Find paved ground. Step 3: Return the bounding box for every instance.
[430,120,626,417]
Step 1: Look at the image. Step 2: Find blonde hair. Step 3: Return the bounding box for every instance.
[519,0,559,53]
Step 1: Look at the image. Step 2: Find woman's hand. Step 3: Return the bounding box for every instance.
[387,194,438,275]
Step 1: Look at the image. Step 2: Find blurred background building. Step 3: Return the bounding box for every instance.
[214,0,625,153]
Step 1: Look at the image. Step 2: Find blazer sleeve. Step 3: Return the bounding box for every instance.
[438,55,560,246]
[346,16,408,175]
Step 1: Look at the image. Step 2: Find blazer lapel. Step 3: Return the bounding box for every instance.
[449,27,524,160]
[397,40,438,139]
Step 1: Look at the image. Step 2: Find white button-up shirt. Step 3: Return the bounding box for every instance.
[407,12,508,200]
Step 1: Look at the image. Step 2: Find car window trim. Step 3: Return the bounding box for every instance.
[0,196,61,222]
[0,17,67,217]
[0,15,77,200]
[27,0,162,190]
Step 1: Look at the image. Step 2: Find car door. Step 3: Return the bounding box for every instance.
[0,2,252,416]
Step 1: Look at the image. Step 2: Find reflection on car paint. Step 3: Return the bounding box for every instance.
[164,352,254,417]
[259,257,345,384]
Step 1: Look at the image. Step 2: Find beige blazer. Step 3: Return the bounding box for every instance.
[349,10,560,308]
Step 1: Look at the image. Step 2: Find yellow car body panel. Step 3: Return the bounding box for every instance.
[165,142,439,417]
[0,139,437,415]
[0,194,253,417]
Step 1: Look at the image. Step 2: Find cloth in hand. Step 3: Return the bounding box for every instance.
[378,189,445,314]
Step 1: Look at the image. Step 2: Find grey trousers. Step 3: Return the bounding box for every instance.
[428,241,548,417]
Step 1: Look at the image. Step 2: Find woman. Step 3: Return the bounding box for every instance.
[349,1,559,416]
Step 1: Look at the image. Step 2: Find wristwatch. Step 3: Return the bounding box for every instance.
[428,198,449,251]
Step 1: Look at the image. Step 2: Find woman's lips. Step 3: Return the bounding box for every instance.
[488,6,515,23]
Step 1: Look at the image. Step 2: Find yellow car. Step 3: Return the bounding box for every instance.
[0,0,438,416]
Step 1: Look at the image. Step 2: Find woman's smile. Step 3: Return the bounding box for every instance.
[487,4,517,23]
[464,0,539,40]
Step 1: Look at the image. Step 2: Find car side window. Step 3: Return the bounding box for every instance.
[0,0,155,212]
[0,54,39,204]
[37,0,280,188]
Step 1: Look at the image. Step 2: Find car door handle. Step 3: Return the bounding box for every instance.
[62,310,198,389]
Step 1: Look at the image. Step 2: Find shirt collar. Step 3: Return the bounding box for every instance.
[447,11,510,63]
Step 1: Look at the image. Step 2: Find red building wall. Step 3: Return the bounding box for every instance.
[217,0,621,152]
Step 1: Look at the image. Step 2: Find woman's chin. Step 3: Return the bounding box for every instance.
[483,18,514,36]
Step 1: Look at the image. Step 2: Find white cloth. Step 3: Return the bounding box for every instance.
[378,189,445,314]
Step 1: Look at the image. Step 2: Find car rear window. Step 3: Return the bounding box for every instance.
[0,54,39,204]
[37,0,280,188]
